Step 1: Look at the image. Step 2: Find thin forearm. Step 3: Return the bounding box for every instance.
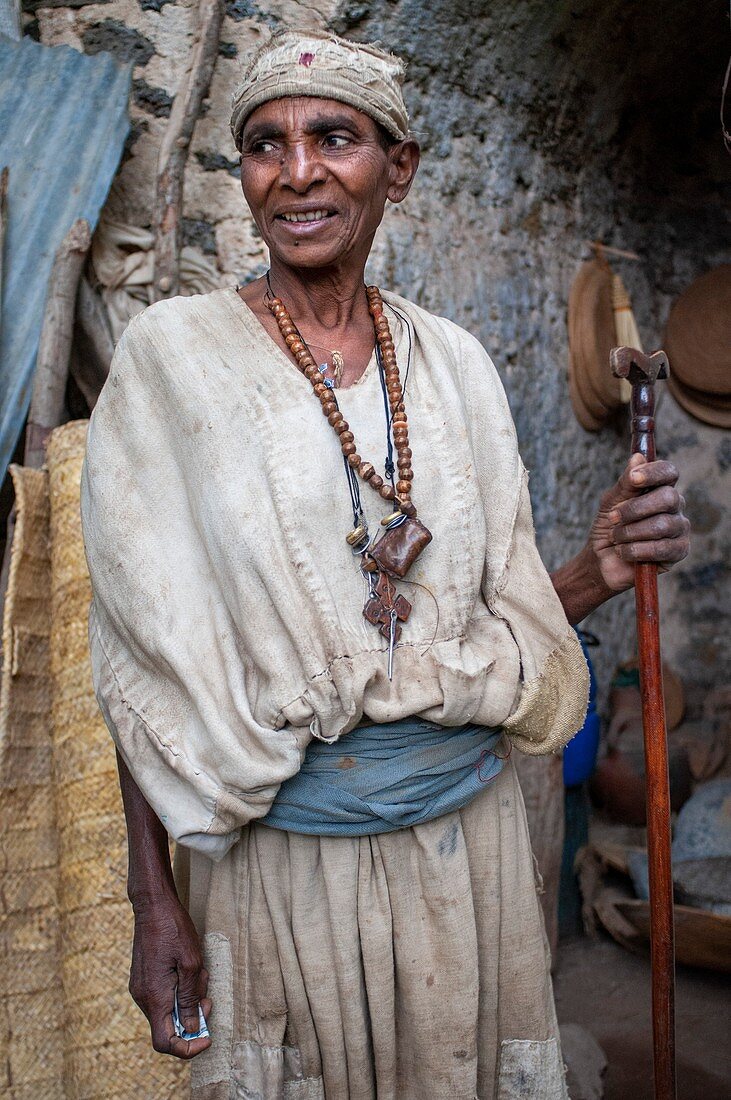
[116,749,177,907]
[550,543,615,626]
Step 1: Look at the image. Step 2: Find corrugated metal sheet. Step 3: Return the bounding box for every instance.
[0,35,131,482]
[0,0,21,41]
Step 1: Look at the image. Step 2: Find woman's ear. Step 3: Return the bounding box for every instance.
[387,139,420,204]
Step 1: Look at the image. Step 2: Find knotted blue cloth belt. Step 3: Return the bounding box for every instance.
[260,718,505,837]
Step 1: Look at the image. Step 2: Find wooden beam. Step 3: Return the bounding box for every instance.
[25,218,91,469]
[0,167,11,626]
[71,275,114,409]
[0,167,8,324]
[153,0,222,301]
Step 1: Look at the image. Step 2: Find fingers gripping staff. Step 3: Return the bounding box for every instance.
[611,345,676,1100]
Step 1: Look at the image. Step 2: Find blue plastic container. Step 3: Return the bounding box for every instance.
[563,631,601,787]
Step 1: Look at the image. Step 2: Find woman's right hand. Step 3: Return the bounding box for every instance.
[129,890,212,1059]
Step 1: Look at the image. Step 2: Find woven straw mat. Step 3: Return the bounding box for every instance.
[0,465,64,1100]
[46,421,187,1099]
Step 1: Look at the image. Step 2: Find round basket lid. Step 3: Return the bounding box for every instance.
[664,265,731,396]
[568,260,623,412]
[568,345,604,431]
[667,372,731,429]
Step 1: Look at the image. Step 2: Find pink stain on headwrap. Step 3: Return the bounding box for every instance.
[299,52,315,66]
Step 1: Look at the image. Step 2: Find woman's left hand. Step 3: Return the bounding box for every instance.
[588,452,691,593]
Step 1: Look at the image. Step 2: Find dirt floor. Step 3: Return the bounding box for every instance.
[553,934,730,1099]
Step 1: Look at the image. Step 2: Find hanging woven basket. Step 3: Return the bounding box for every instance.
[0,464,64,1099]
[46,420,188,1100]
[567,258,627,430]
[664,265,731,428]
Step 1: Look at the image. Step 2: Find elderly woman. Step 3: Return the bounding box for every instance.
[80,30,689,1100]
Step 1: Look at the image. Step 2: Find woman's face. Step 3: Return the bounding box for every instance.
[240,97,419,271]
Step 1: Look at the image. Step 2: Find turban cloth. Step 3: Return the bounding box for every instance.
[230,30,409,151]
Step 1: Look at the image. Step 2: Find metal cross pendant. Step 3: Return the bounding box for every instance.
[362,570,411,679]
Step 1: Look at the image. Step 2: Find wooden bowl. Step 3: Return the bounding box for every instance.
[614,899,731,973]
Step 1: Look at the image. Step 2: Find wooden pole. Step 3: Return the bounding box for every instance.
[0,167,8,315]
[25,218,91,468]
[72,274,114,409]
[152,0,222,301]
[611,346,676,1100]
[0,167,13,628]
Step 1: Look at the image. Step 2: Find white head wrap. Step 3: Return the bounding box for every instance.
[230,30,409,151]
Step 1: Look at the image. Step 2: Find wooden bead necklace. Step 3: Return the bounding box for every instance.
[266,280,433,678]
[266,284,416,514]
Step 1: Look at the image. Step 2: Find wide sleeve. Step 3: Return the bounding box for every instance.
[80,304,308,861]
[439,315,590,756]
[485,462,590,755]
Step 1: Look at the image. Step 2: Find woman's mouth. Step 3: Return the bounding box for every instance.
[276,209,337,228]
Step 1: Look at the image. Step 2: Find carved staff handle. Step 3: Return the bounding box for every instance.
[611,346,676,1100]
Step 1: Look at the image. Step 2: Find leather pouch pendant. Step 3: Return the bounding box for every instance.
[369,517,432,579]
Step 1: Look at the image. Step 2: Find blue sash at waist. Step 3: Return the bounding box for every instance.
[260,718,506,837]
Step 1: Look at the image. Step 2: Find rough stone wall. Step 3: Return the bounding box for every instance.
[32,0,326,275]
[31,0,730,715]
[336,0,730,714]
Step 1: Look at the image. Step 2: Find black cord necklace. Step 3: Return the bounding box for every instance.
[263,270,411,534]
[263,274,430,679]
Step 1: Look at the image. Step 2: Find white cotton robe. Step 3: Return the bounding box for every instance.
[81,287,588,1099]
[81,287,588,858]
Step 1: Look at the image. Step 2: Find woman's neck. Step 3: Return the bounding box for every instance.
[267,261,371,333]
[238,259,382,388]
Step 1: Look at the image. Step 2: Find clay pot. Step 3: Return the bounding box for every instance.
[589,745,692,825]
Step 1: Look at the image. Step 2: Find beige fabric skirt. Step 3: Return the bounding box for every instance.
[181,758,568,1100]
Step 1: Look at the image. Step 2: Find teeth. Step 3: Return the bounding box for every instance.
[281,209,330,223]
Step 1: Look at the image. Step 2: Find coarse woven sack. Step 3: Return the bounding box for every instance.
[47,421,188,1100]
[0,464,64,1099]
[90,216,226,343]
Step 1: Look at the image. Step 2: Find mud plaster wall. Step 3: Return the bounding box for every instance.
[32,0,730,716]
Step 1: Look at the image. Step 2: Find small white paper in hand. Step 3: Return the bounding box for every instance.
[172,986,210,1040]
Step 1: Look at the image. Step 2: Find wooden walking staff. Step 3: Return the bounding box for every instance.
[611,346,676,1100]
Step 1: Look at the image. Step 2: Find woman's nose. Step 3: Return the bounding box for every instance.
[279,144,326,191]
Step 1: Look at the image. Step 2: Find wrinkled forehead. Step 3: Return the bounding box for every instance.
[241,96,383,139]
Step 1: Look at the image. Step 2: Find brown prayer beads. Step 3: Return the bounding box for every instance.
[365,285,415,512]
[267,285,416,516]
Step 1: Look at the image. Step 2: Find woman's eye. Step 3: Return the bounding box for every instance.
[249,139,276,154]
[324,134,350,149]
